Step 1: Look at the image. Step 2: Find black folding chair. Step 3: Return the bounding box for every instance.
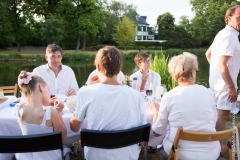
[81,123,151,160]
[0,131,64,160]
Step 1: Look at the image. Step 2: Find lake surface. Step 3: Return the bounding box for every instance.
[1,56,238,90]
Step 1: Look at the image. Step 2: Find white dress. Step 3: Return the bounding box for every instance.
[16,106,62,160]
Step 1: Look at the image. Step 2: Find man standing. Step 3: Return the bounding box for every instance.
[33,44,79,96]
[205,5,240,133]
[70,46,146,159]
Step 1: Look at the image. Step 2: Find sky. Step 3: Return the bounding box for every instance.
[118,0,195,26]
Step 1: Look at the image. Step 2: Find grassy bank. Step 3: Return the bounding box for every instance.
[0,48,207,62]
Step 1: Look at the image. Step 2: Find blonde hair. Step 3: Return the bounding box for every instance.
[94,46,122,77]
[134,53,149,65]
[18,70,46,99]
[225,5,240,24]
[168,52,198,82]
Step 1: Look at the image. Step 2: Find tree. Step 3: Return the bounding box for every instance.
[99,0,137,44]
[178,16,191,34]
[57,0,106,52]
[112,16,136,50]
[0,0,32,52]
[190,0,238,45]
[157,12,175,40]
[40,17,64,44]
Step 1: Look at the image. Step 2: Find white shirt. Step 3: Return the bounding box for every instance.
[130,70,161,91]
[209,25,240,91]
[74,83,147,160]
[33,64,79,95]
[152,85,220,160]
[85,70,125,85]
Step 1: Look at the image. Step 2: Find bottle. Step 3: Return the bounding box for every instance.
[132,77,138,90]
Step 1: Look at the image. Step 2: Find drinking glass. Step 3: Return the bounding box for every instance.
[50,88,55,98]
[58,90,66,102]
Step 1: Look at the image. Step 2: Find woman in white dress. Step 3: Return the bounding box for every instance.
[15,70,67,160]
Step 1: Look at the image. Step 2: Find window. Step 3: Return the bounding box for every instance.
[137,36,142,40]
[143,26,146,32]
[137,26,142,31]
[143,36,146,40]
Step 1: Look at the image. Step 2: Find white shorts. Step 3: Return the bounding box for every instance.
[214,89,236,111]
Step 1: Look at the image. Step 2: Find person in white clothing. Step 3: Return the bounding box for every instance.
[16,70,67,160]
[33,44,79,96]
[130,53,161,92]
[149,53,221,160]
[70,46,147,160]
[85,69,125,85]
[205,6,240,134]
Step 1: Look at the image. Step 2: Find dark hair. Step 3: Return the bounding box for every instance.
[46,44,62,55]
[225,5,240,24]
[18,70,46,98]
[94,46,122,77]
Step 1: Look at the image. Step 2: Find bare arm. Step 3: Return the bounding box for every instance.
[51,108,67,140]
[205,48,212,64]
[70,115,82,132]
[219,56,237,103]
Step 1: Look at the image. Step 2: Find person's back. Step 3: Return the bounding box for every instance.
[70,46,147,160]
[75,83,146,159]
[16,70,67,160]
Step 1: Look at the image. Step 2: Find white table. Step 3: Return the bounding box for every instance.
[0,103,80,160]
[0,96,17,110]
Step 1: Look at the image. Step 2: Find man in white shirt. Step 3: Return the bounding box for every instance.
[33,44,79,96]
[85,69,125,85]
[70,46,146,160]
[205,6,240,133]
[130,53,161,92]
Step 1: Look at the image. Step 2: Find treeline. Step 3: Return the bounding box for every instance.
[0,0,239,52]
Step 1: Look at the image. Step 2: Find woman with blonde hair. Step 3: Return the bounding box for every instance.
[15,70,67,160]
[148,52,221,160]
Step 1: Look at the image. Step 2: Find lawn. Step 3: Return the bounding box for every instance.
[69,114,240,160]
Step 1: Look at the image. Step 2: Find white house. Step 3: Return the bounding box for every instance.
[135,15,155,41]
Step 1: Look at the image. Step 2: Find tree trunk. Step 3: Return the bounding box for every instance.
[82,35,86,51]
[17,39,21,52]
[75,34,81,52]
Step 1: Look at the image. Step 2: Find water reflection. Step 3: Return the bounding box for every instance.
[0,57,224,88]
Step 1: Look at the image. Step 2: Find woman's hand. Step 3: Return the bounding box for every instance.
[148,100,160,114]
[48,98,64,113]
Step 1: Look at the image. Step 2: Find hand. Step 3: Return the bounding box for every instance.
[228,86,238,103]
[148,100,160,114]
[48,98,64,112]
[141,71,149,82]
[68,88,76,96]
[153,131,161,137]
[89,75,100,84]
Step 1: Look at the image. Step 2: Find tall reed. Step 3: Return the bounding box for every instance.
[150,50,177,91]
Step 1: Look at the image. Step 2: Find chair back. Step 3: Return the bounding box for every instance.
[168,123,240,160]
[81,123,151,160]
[0,131,64,160]
[0,84,18,97]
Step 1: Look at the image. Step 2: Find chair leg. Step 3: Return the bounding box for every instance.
[82,147,85,160]
[144,142,148,160]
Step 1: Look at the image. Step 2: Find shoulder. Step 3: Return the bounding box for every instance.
[130,70,140,78]
[33,64,47,73]
[62,64,73,71]
[150,70,160,77]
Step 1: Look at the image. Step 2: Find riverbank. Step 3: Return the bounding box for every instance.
[0,47,207,62]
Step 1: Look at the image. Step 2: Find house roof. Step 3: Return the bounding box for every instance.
[137,16,149,25]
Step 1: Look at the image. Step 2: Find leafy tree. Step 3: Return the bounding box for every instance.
[157,12,175,40]
[40,17,64,44]
[112,16,136,50]
[100,0,137,44]
[57,0,106,52]
[178,16,192,34]
[0,0,32,51]
[190,0,238,45]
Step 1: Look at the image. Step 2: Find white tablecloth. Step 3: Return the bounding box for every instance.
[0,104,80,160]
[0,96,17,110]
[0,101,163,159]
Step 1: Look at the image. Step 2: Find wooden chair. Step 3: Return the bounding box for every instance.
[0,84,18,97]
[0,131,64,160]
[168,123,240,160]
[81,123,151,160]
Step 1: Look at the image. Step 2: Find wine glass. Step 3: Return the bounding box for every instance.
[58,90,66,102]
